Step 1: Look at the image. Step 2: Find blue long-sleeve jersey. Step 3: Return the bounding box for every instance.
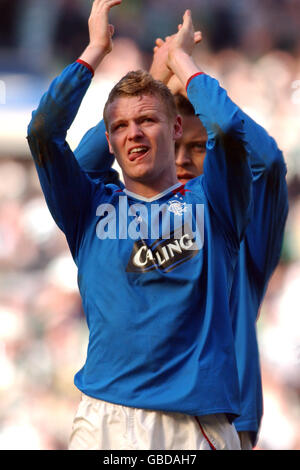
[74,72,288,444]
[27,61,253,420]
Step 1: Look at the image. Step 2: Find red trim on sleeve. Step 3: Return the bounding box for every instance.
[76,59,95,77]
[185,72,204,91]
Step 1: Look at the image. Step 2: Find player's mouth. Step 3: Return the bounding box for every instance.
[128,146,150,161]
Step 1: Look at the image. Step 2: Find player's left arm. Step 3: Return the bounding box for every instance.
[168,11,253,249]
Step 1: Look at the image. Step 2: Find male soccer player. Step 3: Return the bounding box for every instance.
[27,0,253,450]
[75,34,288,449]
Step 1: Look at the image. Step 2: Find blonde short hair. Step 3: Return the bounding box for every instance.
[103,70,177,129]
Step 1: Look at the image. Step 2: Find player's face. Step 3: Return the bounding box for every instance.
[175,114,207,184]
[105,94,182,188]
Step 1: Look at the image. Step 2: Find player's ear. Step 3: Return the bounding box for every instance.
[173,115,183,140]
[105,131,114,154]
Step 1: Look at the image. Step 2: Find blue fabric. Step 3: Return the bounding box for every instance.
[75,74,288,444]
[27,62,253,419]
[74,71,288,443]
[74,119,121,186]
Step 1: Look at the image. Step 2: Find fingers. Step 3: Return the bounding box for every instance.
[182,9,192,27]
[107,0,122,7]
[94,0,122,7]
[154,10,201,53]
[165,31,202,45]
[103,0,123,12]
[175,9,192,29]
[91,0,122,14]
[153,38,165,53]
[155,37,165,47]
[109,24,115,37]
[87,0,122,55]
[194,31,202,44]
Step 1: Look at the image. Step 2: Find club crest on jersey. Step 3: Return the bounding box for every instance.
[126,223,199,273]
[167,199,187,216]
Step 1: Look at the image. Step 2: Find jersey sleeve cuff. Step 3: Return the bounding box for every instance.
[186,72,205,92]
[76,59,95,77]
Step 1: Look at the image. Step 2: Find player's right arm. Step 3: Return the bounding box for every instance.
[27,61,98,256]
[27,0,123,258]
[72,0,125,187]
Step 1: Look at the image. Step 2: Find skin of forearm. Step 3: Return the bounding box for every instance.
[168,50,202,89]
[79,44,108,72]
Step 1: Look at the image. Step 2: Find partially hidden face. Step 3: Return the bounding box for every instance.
[175,114,207,184]
[105,94,182,186]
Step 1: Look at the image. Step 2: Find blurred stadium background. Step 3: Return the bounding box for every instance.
[0,0,299,450]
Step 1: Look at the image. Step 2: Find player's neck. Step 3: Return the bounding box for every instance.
[123,174,179,199]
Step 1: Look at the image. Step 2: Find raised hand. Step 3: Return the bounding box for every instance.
[79,0,122,71]
[88,0,122,54]
[167,10,199,66]
[149,37,174,85]
[149,28,202,85]
[166,10,203,87]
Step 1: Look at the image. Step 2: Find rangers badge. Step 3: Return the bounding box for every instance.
[167,200,187,216]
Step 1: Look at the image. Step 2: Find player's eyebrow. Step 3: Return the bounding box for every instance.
[137,113,158,122]
[110,112,159,131]
[109,119,127,131]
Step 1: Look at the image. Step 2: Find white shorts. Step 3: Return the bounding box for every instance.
[68,393,241,450]
[238,431,253,450]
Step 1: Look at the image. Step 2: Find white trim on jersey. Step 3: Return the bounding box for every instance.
[124,182,182,202]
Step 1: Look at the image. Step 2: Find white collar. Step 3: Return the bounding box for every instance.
[124,182,182,202]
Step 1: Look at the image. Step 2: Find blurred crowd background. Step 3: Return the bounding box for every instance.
[0,0,300,450]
